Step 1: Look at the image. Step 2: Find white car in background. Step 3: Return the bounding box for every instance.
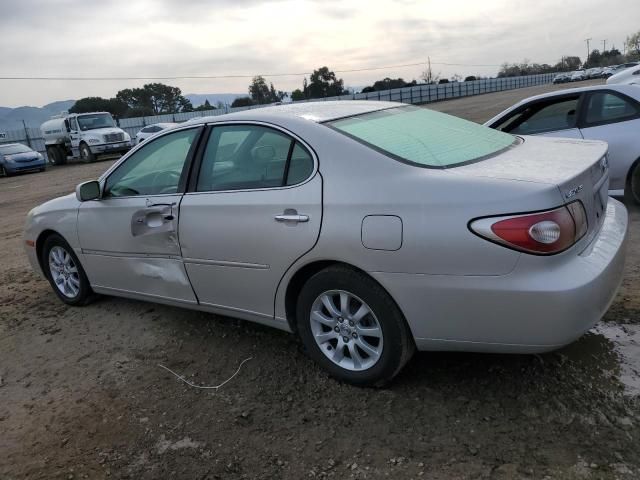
[134,123,177,144]
[485,84,640,202]
[570,70,586,81]
[606,65,640,86]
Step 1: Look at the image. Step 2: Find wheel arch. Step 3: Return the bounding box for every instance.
[35,229,64,276]
[283,260,408,335]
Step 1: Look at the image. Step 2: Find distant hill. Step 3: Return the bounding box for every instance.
[186,93,245,107]
[0,99,75,131]
[0,94,247,133]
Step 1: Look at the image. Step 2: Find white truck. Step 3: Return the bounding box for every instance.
[40,112,132,165]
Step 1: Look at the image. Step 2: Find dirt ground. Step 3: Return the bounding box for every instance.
[2,80,640,480]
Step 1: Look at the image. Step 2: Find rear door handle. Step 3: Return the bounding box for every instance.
[275,214,309,223]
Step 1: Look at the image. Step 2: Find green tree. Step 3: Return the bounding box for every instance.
[231,97,254,108]
[290,89,305,101]
[306,66,344,98]
[194,99,214,111]
[248,76,285,104]
[627,31,640,56]
[69,97,129,118]
[116,83,192,116]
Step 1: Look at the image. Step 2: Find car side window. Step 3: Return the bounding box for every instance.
[196,125,314,192]
[496,96,580,135]
[105,128,199,198]
[584,92,640,125]
[70,117,79,131]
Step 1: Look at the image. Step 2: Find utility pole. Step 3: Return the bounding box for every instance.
[602,39,607,53]
[585,38,592,66]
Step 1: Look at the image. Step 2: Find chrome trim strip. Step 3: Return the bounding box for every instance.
[81,249,181,260]
[183,258,269,269]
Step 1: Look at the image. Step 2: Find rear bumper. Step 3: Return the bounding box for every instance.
[371,198,628,353]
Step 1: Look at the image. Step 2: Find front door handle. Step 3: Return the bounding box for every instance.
[275,213,309,223]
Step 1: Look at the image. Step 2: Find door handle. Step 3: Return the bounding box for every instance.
[275,214,309,223]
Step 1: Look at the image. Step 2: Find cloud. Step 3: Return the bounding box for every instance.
[0,0,639,106]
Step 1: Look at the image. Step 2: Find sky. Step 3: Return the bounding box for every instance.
[0,0,638,107]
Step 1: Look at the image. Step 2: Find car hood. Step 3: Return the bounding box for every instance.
[81,128,126,136]
[29,193,79,217]
[4,152,40,162]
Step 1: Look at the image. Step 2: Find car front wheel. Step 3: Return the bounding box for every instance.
[296,265,415,387]
[42,234,94,306]
[628,162,640,205]
[79,143,95,163]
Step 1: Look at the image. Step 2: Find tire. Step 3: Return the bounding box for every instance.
[296,265,415,387]
[41,234,94,306]
[79,143,95,163]
[627,162,640,205]
[46,146,59,165]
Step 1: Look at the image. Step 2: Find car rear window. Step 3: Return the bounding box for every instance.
[327,105,516,168]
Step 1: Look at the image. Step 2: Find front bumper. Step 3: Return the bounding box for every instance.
[372,198,628,353]
[92,141,132,155]
[4,158,46,173]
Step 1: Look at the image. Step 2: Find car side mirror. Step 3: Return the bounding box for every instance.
[76,180,101,202]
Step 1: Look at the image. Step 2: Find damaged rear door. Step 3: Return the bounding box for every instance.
[77,126,203,304]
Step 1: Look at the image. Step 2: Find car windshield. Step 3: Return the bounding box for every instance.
[327,105,516,168]
[0,144,32,155]
[77,113,115,131]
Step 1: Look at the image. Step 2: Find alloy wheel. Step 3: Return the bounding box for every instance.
[309,290,384,371]
[48,245,81,298]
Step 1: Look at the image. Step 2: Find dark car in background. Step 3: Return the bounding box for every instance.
[0,143,46,176]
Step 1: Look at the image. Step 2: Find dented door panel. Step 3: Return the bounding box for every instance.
[77,195,197,303]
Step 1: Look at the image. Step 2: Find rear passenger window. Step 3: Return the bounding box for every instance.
[503,97,580,135]
[585,92,640,125]
[196,125,314,191]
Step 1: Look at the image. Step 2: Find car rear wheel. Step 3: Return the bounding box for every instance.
[42,234,94,306]
[79,143,95,163]
[296,265,415,387]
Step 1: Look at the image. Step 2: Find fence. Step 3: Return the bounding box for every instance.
[1,73,558,158]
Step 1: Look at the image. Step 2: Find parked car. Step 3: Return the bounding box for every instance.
[552,73,571,84]
[0,143,46,176]
[586,67,603,79]
[570,70,586,81]
[485,84,640,202]
[601,65,626,78]
[24,101,627,386]
[135,123,177,144]
[606,65,640,86]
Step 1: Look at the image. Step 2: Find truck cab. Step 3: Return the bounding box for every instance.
[41,112,132,165]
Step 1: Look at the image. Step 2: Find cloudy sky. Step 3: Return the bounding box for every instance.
[0,0,638,107]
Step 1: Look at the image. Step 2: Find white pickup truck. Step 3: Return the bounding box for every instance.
[40,112,132,165]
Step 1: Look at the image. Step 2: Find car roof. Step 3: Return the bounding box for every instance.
[187,100,401,125]
[509,84,640,106]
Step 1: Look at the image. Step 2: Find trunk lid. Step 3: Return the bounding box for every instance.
[452,136,610,243]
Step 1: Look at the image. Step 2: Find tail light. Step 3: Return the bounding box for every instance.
[469,202,588,255]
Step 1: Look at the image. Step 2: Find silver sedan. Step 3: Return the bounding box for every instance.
[485,84,640,203]
[24,101,628,386]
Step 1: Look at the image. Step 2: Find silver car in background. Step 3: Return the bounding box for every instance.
[24,101,627,386]
[485,85,640,203]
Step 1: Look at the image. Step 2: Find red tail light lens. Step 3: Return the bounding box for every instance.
[470,202,588,255]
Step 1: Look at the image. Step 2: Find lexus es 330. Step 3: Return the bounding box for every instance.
[24,101,628,386]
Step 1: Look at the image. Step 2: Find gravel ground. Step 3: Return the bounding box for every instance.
[2,79,639,480]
